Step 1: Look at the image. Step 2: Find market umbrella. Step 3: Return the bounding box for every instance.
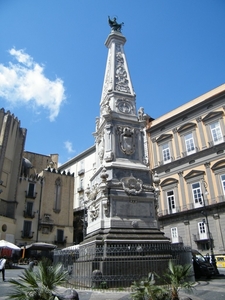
[24,242,57,251]
[0,240,21,251]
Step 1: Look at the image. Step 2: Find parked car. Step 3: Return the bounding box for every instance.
[215,255,225,268]
[192,249,215,278]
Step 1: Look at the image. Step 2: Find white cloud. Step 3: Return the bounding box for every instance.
[0,48,66,121]
[64,141,75,153]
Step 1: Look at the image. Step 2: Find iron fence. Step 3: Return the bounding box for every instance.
[54,243,194,290]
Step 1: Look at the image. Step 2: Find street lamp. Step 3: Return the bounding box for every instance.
[201,180,219,275]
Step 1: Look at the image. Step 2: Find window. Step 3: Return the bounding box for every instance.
[27,183,35,198]
[198,222,207,240]
[162,143,171,163]
[184,132,195,154]
[78,176,84,192]
[25,202,33,217]
[54,178,61,212]
[171,227,179,243]
[210,121,223,145]
[192,182,203,208]
[167,190,176,214]
[78,160,85,175]
[23,221,32,238]
[57,229,64,243]
[221,174,225,195]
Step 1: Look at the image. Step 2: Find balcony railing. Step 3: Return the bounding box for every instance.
[25,191,37,199]
[21,231,34,239]
[78,169,85,176]
[158,157,174,166]
[182,147,199,157]
[23,211,35,219]
[171,236,183,244]
[54,237,67,245]
[158,195,225,217]
[193,232,213,242]
[208,136,225,147]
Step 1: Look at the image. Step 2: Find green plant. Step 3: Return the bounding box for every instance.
[99,281,108,289]
[163,260,195,300]
[130,261,195,300]
[8,258,69,300]
[131,272,169,300]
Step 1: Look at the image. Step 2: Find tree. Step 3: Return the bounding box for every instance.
[8,258,69,300]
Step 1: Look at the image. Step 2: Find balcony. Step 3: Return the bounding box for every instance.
[208,136,225,147]
[158,157,174,166]
[158,195,225,218]
[182,147,199,157]
[25,191,37,199]
[23,210,35,219]
[21,231,34,239]
[78,169,85,176]
[171,236,183,245]
[193,232,213,243]
[54,237,67,246]
[158,207,181,217]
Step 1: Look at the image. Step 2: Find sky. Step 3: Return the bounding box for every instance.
[0,0,225,165]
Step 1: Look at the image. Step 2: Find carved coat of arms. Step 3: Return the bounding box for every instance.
[121,176,143,195]
[117,126,135,155]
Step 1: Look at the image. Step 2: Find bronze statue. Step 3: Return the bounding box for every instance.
[108,16,124,32]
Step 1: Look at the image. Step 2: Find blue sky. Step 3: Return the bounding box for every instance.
[0,0,225,165]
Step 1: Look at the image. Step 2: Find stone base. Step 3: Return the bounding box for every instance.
[72,229,173,288]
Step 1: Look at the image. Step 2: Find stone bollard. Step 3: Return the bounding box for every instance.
[52,286,79,300]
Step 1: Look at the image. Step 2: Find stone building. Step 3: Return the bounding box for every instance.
[58,145,96,244]
[0,110,74,249]
[16,151,74,248]
[147,84,225,255]
[0,108,26,243]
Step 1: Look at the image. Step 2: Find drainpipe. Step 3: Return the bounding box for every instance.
[36,177,43,242]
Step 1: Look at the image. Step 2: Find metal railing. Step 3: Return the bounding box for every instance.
[158,195,225,217]
[54,243,193,290]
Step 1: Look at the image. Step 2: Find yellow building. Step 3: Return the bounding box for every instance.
[16,151,74,249]
[147,84,225,255]
[0,109,74,250]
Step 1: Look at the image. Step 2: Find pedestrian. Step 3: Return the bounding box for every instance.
[0,255,7,281]
[28,258,35,271]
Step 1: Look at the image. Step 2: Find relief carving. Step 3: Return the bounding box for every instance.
[117,126,135,155]
[90,205,99,221]
[115,44,131,94]
[121,175,143,195]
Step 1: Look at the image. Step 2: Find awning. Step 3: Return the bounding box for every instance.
[23,242,57,251]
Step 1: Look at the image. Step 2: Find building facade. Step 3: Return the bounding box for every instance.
[0,112,75,250]
[58,146,96,244]
[147,84,225,255]
[0,109,26,243]
[16,151,74,248]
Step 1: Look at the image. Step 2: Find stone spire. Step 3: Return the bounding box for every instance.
[100,30,136,106]
[94,25,150,171]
